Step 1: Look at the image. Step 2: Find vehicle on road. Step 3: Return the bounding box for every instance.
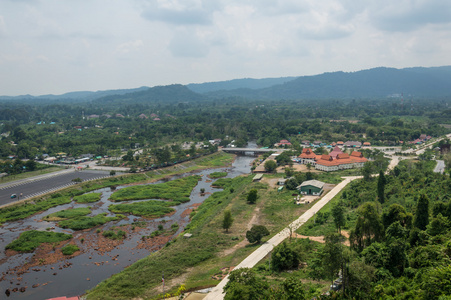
[10,194,17,198]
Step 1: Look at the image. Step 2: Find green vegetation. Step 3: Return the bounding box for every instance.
[0,196,72,224]
[43,207,91,221]
[246,189,258,204]
[208,171,228,179]
[74,192,102,203]
[61,244,80,255]
[58,213,125,230]
[212,178,233,188]
[6,230,72,252]
[109,175,201,202]
[102,229,126,240]
[109,200,175,218]
[246,225,269,243]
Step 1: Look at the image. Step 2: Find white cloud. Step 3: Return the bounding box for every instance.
[0,0,450,95]
[0,16,6,37]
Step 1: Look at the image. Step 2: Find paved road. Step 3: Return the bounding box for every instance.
[204,176,361,300]
[0,169,111,207]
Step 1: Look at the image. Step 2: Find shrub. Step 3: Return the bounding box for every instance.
[102,230,126,240]
[246,225,269,244]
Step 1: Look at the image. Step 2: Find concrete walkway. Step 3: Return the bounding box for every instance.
[204,176,361,300]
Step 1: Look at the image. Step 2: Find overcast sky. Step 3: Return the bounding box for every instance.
[1,0,450,96]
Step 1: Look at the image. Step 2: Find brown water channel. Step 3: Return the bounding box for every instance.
[0,153,255,299]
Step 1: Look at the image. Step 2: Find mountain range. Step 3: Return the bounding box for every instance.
[1,66,451,103]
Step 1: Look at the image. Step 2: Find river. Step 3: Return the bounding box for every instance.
[0,150,255,299]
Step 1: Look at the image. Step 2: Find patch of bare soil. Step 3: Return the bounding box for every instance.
[292,230,350,246]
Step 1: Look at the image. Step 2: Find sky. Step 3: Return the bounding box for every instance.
[1,0,451,96]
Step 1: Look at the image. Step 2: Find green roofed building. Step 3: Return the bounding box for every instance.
[297,180,325,196]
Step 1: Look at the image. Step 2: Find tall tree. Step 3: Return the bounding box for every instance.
[350,202,384,252]
[414,194,430,230]
[377,170,386,204]
[222,210,233,233]
[331,200,346,233]
[264,160,277,173]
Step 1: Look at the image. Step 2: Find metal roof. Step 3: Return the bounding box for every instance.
[298,179,325,189]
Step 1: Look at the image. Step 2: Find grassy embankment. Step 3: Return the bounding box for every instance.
[0,152,234,225]
[108,175,201,218]
[86,171,330,299]
[6,230,72,252]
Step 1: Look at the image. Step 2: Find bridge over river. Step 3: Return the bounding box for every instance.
[221,147,285,156]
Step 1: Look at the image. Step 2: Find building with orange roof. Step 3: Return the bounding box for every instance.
[296,147,367,172]
[315,151,367,172]
[298,148,317,164]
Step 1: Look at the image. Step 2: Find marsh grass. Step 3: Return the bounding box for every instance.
[211,178,232,188]
[102,229,126,240]
[208,171,228,179]
[74,192,102,203]
[0,196,72,224]
[6,230,72,252]
[61,244,80,255]
[43,207,91,221]
[109,175,201,202]
[58,213,125,230]
[109,200,175,218]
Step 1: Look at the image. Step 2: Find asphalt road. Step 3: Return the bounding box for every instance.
[0,169,111,206]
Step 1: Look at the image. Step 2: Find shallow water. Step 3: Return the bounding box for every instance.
[0,151,255,299]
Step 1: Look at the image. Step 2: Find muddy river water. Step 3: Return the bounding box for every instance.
[0,151,255,299]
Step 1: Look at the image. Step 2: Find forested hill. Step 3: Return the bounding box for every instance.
[93,84,206,105]
[0,86,150,103]
[186,76,297,93]
[192,66,451,99]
